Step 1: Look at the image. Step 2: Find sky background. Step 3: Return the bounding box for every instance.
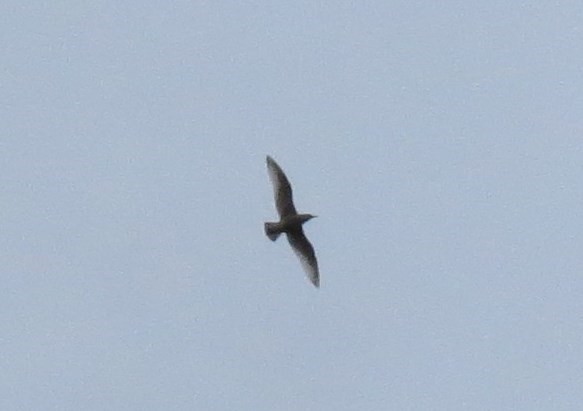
[2,1,583,410]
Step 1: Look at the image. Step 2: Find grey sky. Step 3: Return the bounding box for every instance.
[2,1,583,410]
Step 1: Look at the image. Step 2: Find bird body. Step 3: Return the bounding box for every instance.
[264,156,320,287]
[265,214,314,241]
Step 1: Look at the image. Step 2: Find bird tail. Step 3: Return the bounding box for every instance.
[264,222,282,241]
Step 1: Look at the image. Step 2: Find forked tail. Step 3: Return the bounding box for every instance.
[264,222,282,241]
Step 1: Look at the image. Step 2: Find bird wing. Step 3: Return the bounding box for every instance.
[266,156,297,218]
[287,228,319,287]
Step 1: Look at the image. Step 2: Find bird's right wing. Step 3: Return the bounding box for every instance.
[287,229,319,287]
[266,156,297,218]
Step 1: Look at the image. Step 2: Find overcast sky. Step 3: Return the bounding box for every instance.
[2,1,583,410]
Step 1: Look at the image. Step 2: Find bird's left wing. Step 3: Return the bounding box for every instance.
[287,229,320,287]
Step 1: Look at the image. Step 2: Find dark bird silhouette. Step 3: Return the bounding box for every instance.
[264,155,320,287]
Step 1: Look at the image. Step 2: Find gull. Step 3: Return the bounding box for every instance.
[264,155,320,287]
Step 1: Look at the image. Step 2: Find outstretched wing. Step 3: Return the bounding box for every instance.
[287,228,319,287]
[266,156,297,218]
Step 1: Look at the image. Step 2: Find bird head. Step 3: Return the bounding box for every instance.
[299,214,317,224]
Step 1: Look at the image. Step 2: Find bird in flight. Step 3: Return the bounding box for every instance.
[264,155,320,287]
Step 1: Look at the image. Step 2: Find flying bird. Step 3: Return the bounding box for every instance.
[264,155,320,287]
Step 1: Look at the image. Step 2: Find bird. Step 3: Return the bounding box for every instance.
[264,155,320,287]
